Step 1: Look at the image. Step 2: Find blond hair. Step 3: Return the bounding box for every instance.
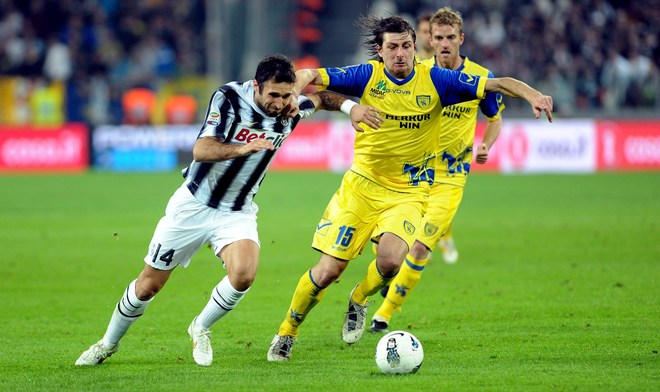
[430,7,464,34]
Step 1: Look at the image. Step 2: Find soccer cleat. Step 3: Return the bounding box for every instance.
[187,317,213,367]
[342,285,370,344]
[369,318,389,334]
[75,340,118,366]
[267,334,296,362]
[439,237,459,264]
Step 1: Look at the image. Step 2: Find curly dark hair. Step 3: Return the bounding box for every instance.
[358,15,416,61]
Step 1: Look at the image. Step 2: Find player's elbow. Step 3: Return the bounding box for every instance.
[192,138,215,162]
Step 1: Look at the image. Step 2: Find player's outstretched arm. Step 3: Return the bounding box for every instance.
[485,78,553,122]
[306,90,383,131]
[345,103,383,131]
[294,69,324,95]
[193,136,274,162]
[283,69,325,118]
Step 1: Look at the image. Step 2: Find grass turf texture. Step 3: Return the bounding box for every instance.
[0,171,658,391]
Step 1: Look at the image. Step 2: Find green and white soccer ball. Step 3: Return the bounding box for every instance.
[375,330,424,374]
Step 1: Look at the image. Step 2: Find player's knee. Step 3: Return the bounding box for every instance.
[376,255,402,277]
[135,279,163,301]
[410,241,430,260]
[314,267,341,287]
[312,257,345,287]
[229,272,255,291]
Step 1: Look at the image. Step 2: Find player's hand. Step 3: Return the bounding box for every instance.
[475,142,489,164]
[350,105,383,132]
[531,94,553,123]
[282,93,300,118]
[238,139,275,155]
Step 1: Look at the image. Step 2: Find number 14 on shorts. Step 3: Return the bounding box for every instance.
[151,243,175,266]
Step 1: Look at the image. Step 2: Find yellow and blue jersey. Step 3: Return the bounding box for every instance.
[421,56,505,185]
[318,60,486,193]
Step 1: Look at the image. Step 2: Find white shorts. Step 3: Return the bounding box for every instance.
[144,185,260,270]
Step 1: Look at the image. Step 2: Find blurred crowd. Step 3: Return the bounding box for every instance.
[389,0,659,114]
[0,0,205,125]
[0,0,658,126]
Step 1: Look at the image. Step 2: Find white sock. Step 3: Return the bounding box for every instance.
[102,279,151,348]
[196,276,249,329]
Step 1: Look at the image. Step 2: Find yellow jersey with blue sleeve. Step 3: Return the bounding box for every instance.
[420,56,505,186]
[317,60,487,193]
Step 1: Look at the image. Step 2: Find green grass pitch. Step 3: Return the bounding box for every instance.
[0,171,658,391]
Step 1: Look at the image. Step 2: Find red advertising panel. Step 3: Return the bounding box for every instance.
[0,123,89,172]
[270,120,356,172]
[264,119,660,173]
[271,121,332,171]
[596,120,660,171]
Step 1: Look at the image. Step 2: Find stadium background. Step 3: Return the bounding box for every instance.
[0,2,658,389]
[0,0,658,174]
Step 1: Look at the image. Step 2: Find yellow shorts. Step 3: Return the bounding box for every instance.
[417,183,464,250]
[312,170,427,260]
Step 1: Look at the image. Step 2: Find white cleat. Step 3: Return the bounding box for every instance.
[75,340,118,366]
[342,285,370,344]
[267,334,296,362]
[188,318,213,366]
[439,237,459,264]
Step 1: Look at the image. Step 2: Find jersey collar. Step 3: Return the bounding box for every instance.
[383,66,416,86]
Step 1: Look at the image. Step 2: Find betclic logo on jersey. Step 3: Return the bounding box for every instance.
[234,128,288,149]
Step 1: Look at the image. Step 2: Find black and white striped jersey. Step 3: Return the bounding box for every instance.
[182,80,317,212]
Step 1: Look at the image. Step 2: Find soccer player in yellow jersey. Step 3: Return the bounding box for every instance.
[267,15,553,361]
[414,10,461,264]
[371,7,505,333]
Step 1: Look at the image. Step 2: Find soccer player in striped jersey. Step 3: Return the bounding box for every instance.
[267,15,552,361]
[75,54,381,367]
[371,7,505,333]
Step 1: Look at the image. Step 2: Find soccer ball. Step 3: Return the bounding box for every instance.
[374,330,424,374]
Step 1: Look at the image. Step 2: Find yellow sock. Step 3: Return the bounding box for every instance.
[444,223,453,240]
[374,254,429,323]
[352,259,391,304]
[277,270,327,338]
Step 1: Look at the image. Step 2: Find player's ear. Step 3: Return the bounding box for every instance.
[253,80,260,94]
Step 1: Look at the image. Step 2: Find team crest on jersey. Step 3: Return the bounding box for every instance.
[403,221,416,235]
[416,95,430,108]
[424,223,438,236]
[279,117,290,126]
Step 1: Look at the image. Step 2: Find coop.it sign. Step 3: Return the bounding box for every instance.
[0,124,89,172]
